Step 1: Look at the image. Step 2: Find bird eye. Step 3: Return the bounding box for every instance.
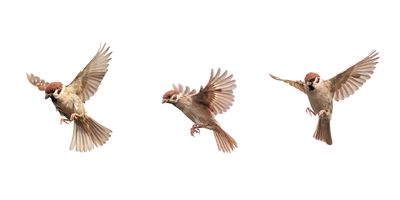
[172,95,177,100]
[56,89,61,94]
[315,77,320,83]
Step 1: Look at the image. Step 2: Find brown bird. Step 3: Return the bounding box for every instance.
[162,68,238,153]
[27,44,112,152]
[270,50,379,145]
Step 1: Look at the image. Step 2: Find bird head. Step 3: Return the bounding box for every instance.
[304,72,321,90]
[162,90,180,104]
[45,82,63,100]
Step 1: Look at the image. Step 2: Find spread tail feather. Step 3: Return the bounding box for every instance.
[213,126,238,153]
[70,117,112,152]
[313,117,332,145]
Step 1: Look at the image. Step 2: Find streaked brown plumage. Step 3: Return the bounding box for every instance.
[162,68,238,153]
[270,50,379,145]
[27,44,112,152]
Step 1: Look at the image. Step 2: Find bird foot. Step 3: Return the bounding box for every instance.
[60,118,71,125]
[70,113,82,121]
[190,124,201,136]
[318,110,327,116]
[305,107,316,116]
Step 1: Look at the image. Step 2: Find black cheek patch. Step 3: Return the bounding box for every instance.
[51,96,57,102]
[308,85,315,91]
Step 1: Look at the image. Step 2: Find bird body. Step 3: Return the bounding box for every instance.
[270,51,379,145]
[304,76,334,144]
[163,69,238,153]
[51,85,85,119]
[174,96,218,129]
[27,44,112,152]
[306,78,333,117]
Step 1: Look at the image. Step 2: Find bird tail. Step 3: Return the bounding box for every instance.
[70,116,112,152]
[313,115,332,145]
[213,125,238,153]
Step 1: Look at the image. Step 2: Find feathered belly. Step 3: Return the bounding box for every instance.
[307,91,332,113]
[53,95,85,119]
[53,100,74,118]
[181,107,214,128]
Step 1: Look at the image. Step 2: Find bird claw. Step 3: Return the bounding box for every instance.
[305,107,316,116]
[60,118,70,125]
[190,124,201,136]
[69,113,82,121]
[318,110,327,116]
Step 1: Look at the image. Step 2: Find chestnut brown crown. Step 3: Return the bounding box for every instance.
[45,82,63,94]
[304,72,320,82]
[162,90,179,103]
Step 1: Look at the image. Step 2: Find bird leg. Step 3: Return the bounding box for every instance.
[318,109,331,117]
[305,107,316,116]
[190,124,201,136]
[318,110,327,115]
[317,109,332,120]
[60,118,71,125]
[70,113,83,121]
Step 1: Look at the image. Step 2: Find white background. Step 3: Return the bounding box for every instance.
[1,0,399,199]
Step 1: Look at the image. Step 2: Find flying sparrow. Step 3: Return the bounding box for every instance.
[27,44,112,152]
[162,68,238,153]
[269,50,379,145]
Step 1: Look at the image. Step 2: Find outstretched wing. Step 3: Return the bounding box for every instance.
[269,74,305,93]
[329,50,379,101]
[173,83,197,96]
[192,68,236,115]
[26,73,49,91]
[68,43,112,102]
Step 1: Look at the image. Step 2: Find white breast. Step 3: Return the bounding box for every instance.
[306,80,333,113]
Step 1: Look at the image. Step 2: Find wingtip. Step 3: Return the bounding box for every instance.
[269,73,277,79]
[97,43,112,60]
[99,42,111,52]
[210,68,232,82]
[26,73,34,81]
[100,42,107,48]
[368,50,380,63]
[369,50,379,57]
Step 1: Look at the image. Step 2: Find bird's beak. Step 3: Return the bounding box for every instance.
[45,94,50,99]
[162,99,168,104]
